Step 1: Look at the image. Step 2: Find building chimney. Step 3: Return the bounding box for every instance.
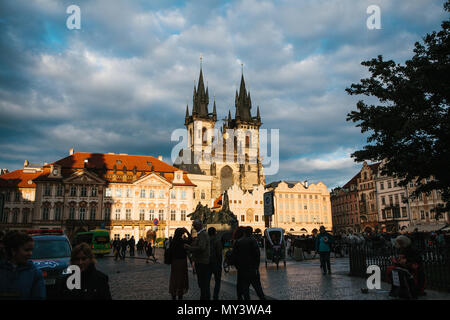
[158,155,163,161]
[304,180,308,188]
[24,160,29,167]
[69,148,74,155]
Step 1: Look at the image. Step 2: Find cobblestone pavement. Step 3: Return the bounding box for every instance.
[97,248,450,300]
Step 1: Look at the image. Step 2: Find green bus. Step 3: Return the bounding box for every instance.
[74,229,111,256]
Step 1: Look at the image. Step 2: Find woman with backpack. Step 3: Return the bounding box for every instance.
[167,228,192,300]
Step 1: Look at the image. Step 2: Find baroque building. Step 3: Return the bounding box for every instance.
[0,151,196,240]
[265,181,333,233]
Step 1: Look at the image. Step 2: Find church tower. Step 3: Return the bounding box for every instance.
[184,63,217,156]
[177,63,265,202]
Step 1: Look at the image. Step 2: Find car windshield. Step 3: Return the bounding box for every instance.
[75,234,93,245]
[31,239,71,259]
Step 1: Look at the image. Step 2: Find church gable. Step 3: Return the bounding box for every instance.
[133,173,171,187]
[63,170,104,185]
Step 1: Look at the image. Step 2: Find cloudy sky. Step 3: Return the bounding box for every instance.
[0,0,447,189]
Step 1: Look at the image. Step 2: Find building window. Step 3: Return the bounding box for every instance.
[105,208,111,220]
[115,209,121,220]
[140,209,145,221]
[126,209,131,220]
[22,211,28,224]
[401,207,407,218]
[116,188,122,197]
[69,207,75,220]
[241,215,245,222]
[382,209,386,220]
[12,211,18,224]
[44,185,51,196]
[149,190,155,199]
[171,210,176,221]
[171,190,176,199]
[201,192,205,200]
[79,208,86,220]
[70,186,77,197]
[140,189,146,198]
[158,210,164,221]
[304,205,307,210]
[91,187,97,197]
[159,191,164,199]
[55,207,62,220]
[149,210,155,221]
[181,210,186,221]
[380,182,384,190]
[55,185,63,197]
[381,196,386,205]
[42,208,49,221]
[79,186,86,197]
[255,215,259,222]
[292,216,295,223]
[2,212,8,223]
[106,188,112,197]
[388,181,392,189]
[181,190,186,200]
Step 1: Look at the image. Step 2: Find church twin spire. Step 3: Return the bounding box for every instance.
[185,61,261,127]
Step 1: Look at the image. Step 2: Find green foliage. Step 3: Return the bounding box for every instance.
[346,1,450,212]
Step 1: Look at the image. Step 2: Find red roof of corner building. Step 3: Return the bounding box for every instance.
[44,152,195,186]
[343,172,360,189]
[342,162,381,190]
[0,169,46,188]
[212,195,223,209]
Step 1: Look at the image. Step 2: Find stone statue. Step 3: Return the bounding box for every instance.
[188,191,238,228]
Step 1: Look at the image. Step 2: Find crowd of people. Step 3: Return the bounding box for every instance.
[111,236,157,263]
[164,219,266,300]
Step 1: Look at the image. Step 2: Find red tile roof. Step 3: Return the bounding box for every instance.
[51,152,179,173]
[212,195,223,209]
[0,169,45,188]
[42,152,195,186]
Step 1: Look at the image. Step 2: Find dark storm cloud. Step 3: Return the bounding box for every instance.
[0,0,447,190]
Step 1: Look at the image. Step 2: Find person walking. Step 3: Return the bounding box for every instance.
[146,240,157,263]
[315,226,334,275]
[129,236,135,257]
[112,239,120,261]
[168,228,192,300]
[56,243,112,300]
[207,227,223,300]
[120,237,128,260]
[245,227,266,300]
[232,226,260,300]
[184,219,210,300]
[0,231,46,300]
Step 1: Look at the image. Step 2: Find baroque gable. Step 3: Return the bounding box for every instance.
[133,172,172,187]
[63,170,105,185]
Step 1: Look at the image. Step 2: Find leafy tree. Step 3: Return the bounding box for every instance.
[346,1,450,214]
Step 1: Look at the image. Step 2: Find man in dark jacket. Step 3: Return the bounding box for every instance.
[315,226,334,275]
[232,228,261,300]
[207,227,223,300]
[120,237,128,260]
[245,227,266,300]
[185,219,210,300]
[128,236,135,257]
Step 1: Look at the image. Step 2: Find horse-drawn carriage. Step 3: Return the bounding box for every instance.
[264,228,286,269]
